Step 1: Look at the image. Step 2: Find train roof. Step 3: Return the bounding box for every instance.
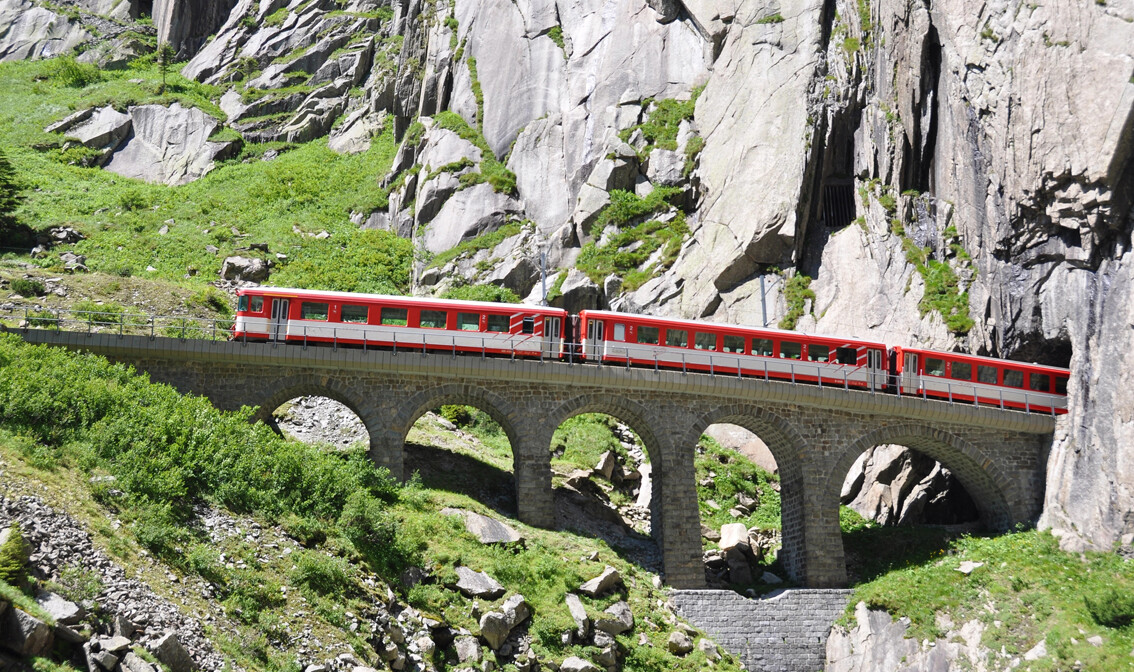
[897,345,1070,373]
[577,309,888,347]
[238,287,567,314]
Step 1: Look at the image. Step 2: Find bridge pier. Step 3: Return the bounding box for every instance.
[16,331,1056,591]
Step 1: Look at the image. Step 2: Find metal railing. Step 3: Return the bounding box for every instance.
[4,308,1061,416]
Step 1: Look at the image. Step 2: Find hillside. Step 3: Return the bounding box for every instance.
[1,0,1133,670]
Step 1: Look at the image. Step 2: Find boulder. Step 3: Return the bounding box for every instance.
[154,0,240,58]
[152,631,195,672]
[0,608,54,657]
[594,601,634,635]
[454,636,481,663]
[667,630,694,655]
[550,268,603,314]
[0,1,91,61]
[725,546,752,585]
[645,148,685,186]
[595,451,617,479]
[478,594,530,649]
[454,567,506,600]
[34,591,84,625]
[90,649,120,670]
[105,104,240,186]
[459,510,523,545]
[58,106,132,157]
[718,523,750,552]
[559,657,600,672]
[645,0,682,23]
[420,183,523,255]
[121,651,157,672]
[564,593,589,638]
[100,635,133,654]
[698,638,720,660]
[77,33,152,70]
[578,565,622,597]
[328,108,386,155]
[220,256,269,282]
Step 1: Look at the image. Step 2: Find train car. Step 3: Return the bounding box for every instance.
[233,287,570,358]
[577,309,889,389]
[893,346,1069,414]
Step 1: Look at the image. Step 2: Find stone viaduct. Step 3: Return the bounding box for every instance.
[15,328,1056,589]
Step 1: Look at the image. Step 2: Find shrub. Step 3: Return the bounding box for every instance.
[10,278,45,297]
[47,56,103,87]
[778,274,816,330]
[290,550,351,597]
[439,404,474,427]
[1086,589,1134,628]
[440,284,521,303]
[0,523,31,589]
[52,564,104,603]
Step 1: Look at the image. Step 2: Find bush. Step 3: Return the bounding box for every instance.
[47,56,103,87]
[1086,589,1134,628]
[0,524,31,589]
[290,550,351,597]
[439,405,473,427]
[440,284,520,304]
[10,278,45,297]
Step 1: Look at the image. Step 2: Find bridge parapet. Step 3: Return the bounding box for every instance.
[9,328,1055,589]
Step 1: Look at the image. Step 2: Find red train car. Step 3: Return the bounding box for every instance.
[233,287,569,358]
[577,309,889,389]
[893,347,1069,414]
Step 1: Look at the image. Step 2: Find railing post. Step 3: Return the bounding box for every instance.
[333,327,337,351]
[790,362,795,384]
[363,331,367,353]
[681,352,686,374]
[844,370,849,390]
[1025,395,1030,414]
[654,355,659,373]
[948,383,953,404]
[211,320,215,341]
[303,326,307,350]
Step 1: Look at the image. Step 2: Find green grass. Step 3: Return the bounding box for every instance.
[427,221,524,269]
[889,217,974,334]
[849,529,1134,668]
[618,86,705,155]
[0,59,408,292]
[550,414,633,475]
[576,213,689,291]
[756,12,785,23]
[777,274,815,330]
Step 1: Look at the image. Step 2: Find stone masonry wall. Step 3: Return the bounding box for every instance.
[13,330,1055,589]
[672,589,853,672]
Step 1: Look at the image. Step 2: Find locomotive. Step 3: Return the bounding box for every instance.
[232,286,1069,415]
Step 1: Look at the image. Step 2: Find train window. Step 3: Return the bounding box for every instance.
[342,304,368,324]
[722,335,745,353]
[486,314,509,333]
[1003,369,1024,388]
[1029,373,1051,392]
[381,307,408,326]
[457,312,480,331]
[752,338,774,357]
[977,365,997,384]
[614,323,626,341]
[238,295,248,311]
[666,329,688,347]
[836,347,857,364]
[925,357,946,376]
[694,332,716,350]
[1055,376,1068,395]
[301,302,328,321]
[808,344,830,362]
[637,325,659,345]
[250,296,263,312]
[522,317,534,334]
[950,361,973,381]
[780,341,802,359]
[420,310,447,329]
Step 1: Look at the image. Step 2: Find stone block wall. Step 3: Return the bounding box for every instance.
[671,589,853,672]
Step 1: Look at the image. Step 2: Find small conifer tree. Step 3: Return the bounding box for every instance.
[157,42,176,94]
[0,524,31,589]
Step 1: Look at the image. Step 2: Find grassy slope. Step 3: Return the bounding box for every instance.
[0,59,410,296]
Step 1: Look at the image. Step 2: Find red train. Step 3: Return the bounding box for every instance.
[232,287,1069,415]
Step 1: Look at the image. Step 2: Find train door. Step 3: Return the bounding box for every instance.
[270,299,289,342]
[544,316,561,358]
[868,349,883,391]
[587,319,605,359]
[901,351,919,393]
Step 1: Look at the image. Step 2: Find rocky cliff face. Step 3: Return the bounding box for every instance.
[7,0,1134,551]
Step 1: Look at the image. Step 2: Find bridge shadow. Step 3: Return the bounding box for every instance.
[402,442,661,573]
[841,523,980,584]
[404,442,518,518]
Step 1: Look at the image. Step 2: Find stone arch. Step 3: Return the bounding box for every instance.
[392,383,522,451]
[250,374,380,446]
[831,423,1015,530]
[547,394,664,468]
[685,404,811,583]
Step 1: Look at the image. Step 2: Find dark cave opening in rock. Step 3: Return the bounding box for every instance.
[135,0,153,19]
[840,444,981,584]
[983,332,1074,369]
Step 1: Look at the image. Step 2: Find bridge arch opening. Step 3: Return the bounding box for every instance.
[396,386,521,518]
[697,423,784,590]
[831,426,1012,585]
[270,396,370,449]
[547,398,664,572]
